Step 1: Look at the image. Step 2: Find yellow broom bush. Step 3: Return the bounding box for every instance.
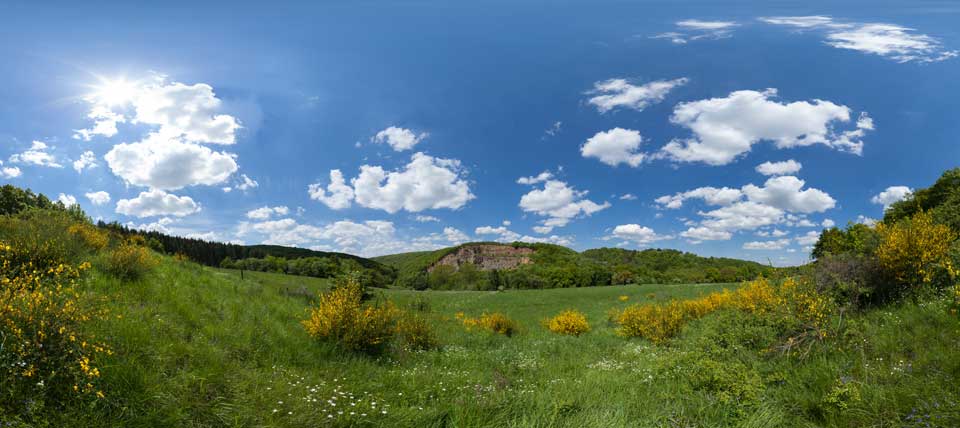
[100,240,158,281]
[462,312,519,336]
[302,277,400,354]
[875,211,957,290]
[544,309,590,336]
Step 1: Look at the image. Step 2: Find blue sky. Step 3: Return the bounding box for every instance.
[1,1,958,264]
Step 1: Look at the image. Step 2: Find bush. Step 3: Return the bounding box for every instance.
[875,211,957,295]
[544,309,590,336]
[615,277,832,344]
[812,253,882,308]
[0,241,110,417]
[463,312,519,337]
[302,277,400,354]
[396,314,440,351]
[100,240,158,281]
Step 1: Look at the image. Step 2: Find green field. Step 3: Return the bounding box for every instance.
[46,257,959,427]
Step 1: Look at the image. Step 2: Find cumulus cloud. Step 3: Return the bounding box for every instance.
[415,215,440,223]
[587,78,688,113]
[10,141,62,168]
[442,227,470,244]
[474,224,572,246]
[652,20,738,44]
[104,134,238,190]
[73,106,124,141]
[517,171,553,185]
[756,159,802,176]
[795,230,822,246]
[581,128,647,167]
[822,218,836,228]
[85,191,111,206]
[659,89,871,165]
[308,170,355,210]
[743,238,791,250]
[0,161,21,179]
[760,16,957,63]
[871,185,913,209]
[57,193,77,206]
[519,178,610,231]
[132,81,242,144]
[620,193,637,200]
[742,176,836,213]
[115,189,201,218]
[224,174,259,193]
[372,126,428,152]
[659,175,835,243]
[246,205,290,220]
[314,153,473,214]
[611,224,671,245]
[73,151,98,173]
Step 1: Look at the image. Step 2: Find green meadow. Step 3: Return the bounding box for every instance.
[37,258,958,427]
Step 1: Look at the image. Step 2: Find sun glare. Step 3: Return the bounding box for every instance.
[90,78,139,106]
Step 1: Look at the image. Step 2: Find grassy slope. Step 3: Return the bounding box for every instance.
[62,257,960,427]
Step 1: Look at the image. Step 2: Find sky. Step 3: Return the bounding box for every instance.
[1,0,958,264]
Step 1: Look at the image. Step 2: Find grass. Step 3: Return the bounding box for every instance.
[21,257,960,427]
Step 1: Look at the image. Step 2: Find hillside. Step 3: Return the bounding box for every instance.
[376,242,774,289]
[581,247,772,284]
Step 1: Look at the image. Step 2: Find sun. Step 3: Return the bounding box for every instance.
[90,78,139,106]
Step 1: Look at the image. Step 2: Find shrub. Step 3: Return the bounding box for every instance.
[396,314,440,351]
[615,277,832,344]
[812,253,882,308]
[67,223,109,251]
[875,211,957,294]
[544,309,590,336]
[100,241,158,281]
[463,312,518,336]
[302,277,399,354]
[0,241,110,416]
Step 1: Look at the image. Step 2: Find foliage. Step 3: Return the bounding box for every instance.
[543,309,590,336]
[99,240,158,281]
[301,276,400,354]
[884,168,960,226]
[822,378,861,411]
[0,241,110,418]
[462,312,519,336]
[614,277,831,343]
[582,247,772,284]
[811,253,882,308]
[875,211,957,294]
[811,223,879,260]
[396,314,440,351]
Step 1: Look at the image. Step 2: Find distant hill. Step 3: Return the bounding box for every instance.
[373,242,771,290]
[580,247,772,284]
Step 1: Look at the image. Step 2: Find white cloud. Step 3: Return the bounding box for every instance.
[415,215,440,223]
[104,134,238,190]
[474,224,571,246]
[660,89,871,165]
[131,80,242,144]
[57,193,77,206]
[653,20,738,44]
[84,191,111,206]
[349,153,474,213]
[871,185,913,209]
[611,224,671,245]
[856,215,878,226]
[742,176,836,213]
[656,186,743,209]
[372,126,428,152]
[308,169,355,210]
[73,151,98,173]
[519,179,610,230]
[795,230,821,246]
[620,193,637,200]
[442,227,470,244]
[587,77,688,113]
[581,128,647,167]
[246,205,290,220]
[74,106,125,141]
[116,189,201,218]
[760,16,957,63]
[0,161,21,179]
[223,174,259,193]
[10,141,62,168]
[517,170,553,185]
[756,159,802,176]
[544,121,562,137]
[681,226,733,242]
[822,218,836,228]
[743,239,791,250]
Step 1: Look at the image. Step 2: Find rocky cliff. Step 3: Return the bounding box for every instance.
[427,244,535,272]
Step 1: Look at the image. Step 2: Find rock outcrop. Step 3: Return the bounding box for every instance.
[427,244,534,272]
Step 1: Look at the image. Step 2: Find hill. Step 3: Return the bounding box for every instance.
[581,247,772,284]
[376,242,774,290]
